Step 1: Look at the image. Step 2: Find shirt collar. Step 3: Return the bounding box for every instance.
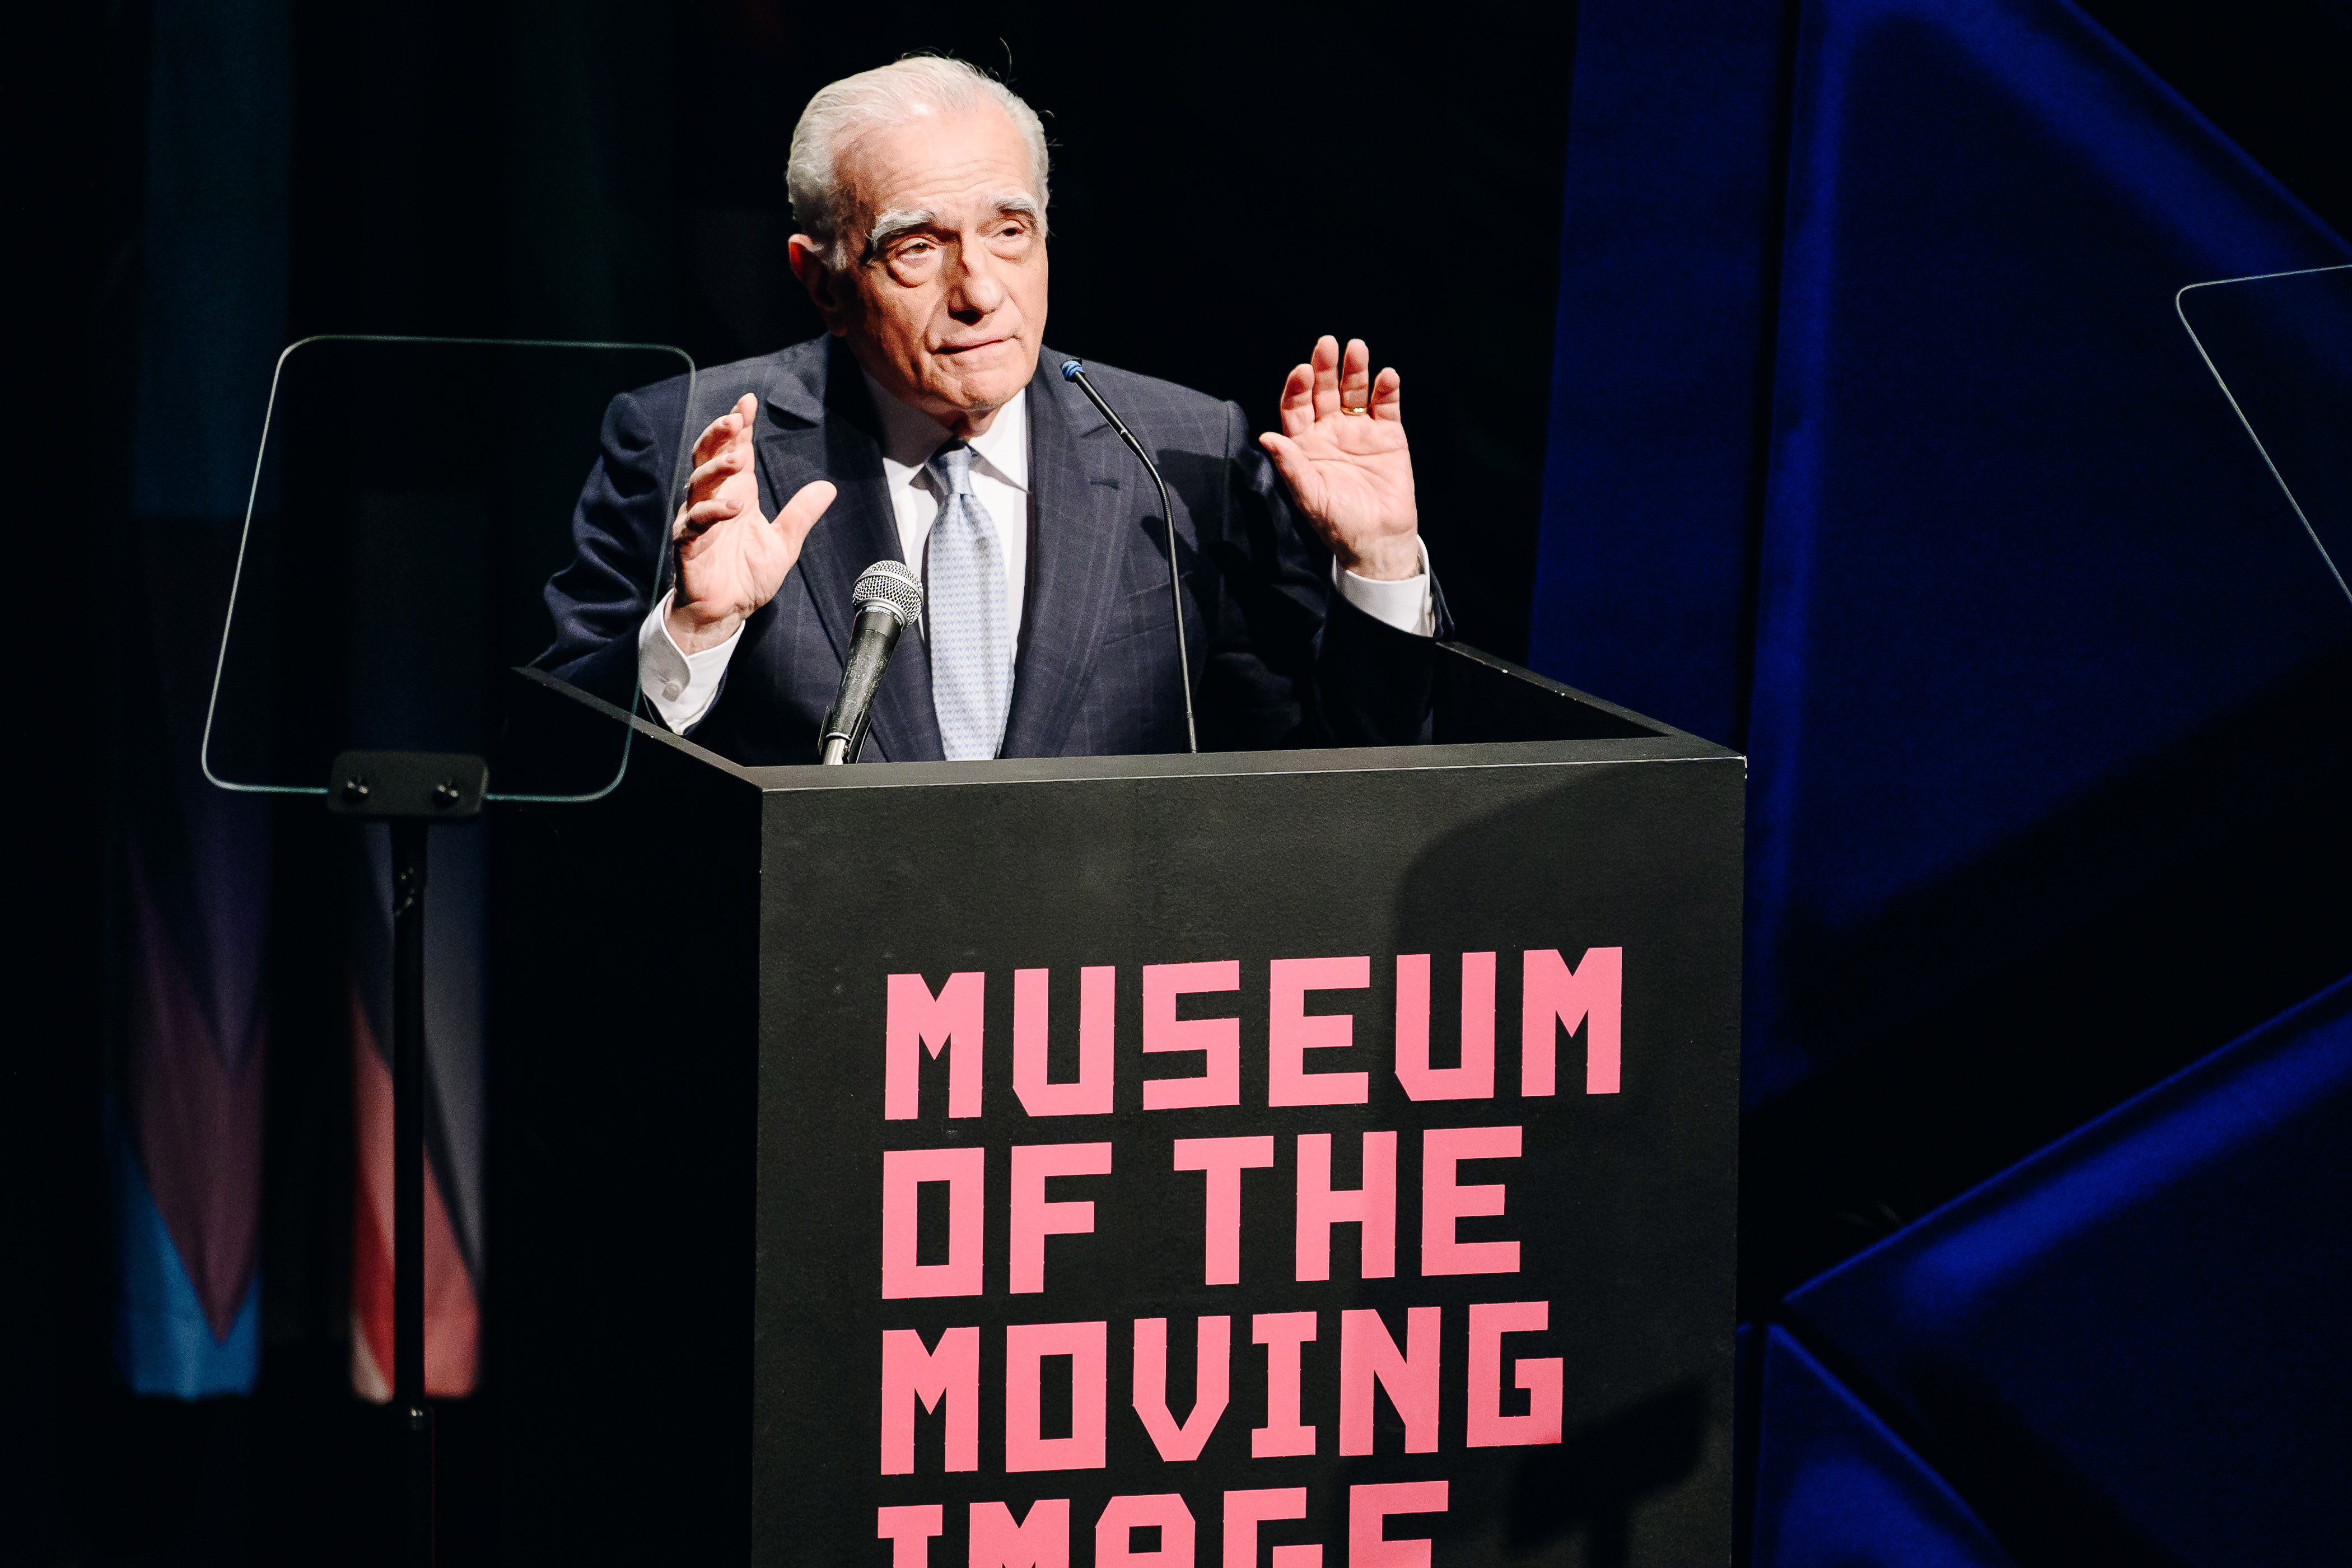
[861,368,1030,493]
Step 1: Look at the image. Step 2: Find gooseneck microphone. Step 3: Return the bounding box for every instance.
[1060,360,1198,754]
[819,559,925,764]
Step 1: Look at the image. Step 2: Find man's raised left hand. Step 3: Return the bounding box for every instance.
[1259,334,1421,581]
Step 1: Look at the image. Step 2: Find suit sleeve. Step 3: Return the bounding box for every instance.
[1196,400,1441,749]
[533,379,686,710]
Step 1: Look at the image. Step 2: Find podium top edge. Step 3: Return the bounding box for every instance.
[510,663,1743,797]
[734,734,1739,794]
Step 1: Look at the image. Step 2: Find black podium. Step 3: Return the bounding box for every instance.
[489,645,1741,1567]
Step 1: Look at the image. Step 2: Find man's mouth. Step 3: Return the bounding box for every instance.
[935,337,1008,356]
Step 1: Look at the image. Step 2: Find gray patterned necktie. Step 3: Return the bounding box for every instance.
[923,442,1014,760]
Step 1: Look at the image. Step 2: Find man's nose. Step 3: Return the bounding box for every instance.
[946,244,1008,321]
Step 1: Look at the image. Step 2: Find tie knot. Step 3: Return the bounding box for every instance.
[928,441,976,498]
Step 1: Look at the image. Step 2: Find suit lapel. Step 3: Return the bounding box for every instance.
[755,339,944,762]
[1001,354,1128,758]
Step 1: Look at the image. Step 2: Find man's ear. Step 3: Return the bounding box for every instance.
[788,235,853,337]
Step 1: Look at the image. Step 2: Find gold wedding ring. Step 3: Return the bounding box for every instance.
[1341,404,1368,416]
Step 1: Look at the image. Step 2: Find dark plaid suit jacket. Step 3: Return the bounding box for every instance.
[538,335,1444,763]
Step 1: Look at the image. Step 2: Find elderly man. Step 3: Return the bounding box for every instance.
[541,56,1443,762]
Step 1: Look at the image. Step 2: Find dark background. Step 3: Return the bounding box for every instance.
[16,0,2351,1563]
[278,1,1579,660]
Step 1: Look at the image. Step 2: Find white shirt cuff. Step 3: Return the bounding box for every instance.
[637,590,741,732]
[1333,536,1436,637]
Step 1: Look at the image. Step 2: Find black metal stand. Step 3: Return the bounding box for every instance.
[329,750,490,1568]
[391,819,432,1568]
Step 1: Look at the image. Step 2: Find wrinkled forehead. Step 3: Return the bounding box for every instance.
[834,102,1039,226]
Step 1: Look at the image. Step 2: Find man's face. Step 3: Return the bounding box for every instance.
[794,105,1049,432]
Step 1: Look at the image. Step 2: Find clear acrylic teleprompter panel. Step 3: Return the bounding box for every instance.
[2177,263,2352,610]
[204,337,694,801]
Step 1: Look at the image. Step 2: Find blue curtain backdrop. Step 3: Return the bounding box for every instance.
[115,0,496,1411]
[1781,975,2352,1564]
[113,0,290,1399]
[1531,0,2351,1559]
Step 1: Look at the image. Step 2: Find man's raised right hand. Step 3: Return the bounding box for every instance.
[666,393,837,654]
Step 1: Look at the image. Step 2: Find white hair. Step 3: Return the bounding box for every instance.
[786,56,1051,265]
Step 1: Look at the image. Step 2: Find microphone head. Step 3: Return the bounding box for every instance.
[1059,358,1084,381]
[852,558,924,627]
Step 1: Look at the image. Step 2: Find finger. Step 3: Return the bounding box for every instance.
[1370,366,1403,423]
[1277,364,1316,438]
[690,395,752,464]
[691,415,734,467]
[687,449,745,501]
[1258,431,1324,516]
[675,494,746,536]
[718,395,758,466]
[773,478,838,550]
[1310,335,1341,420]
[690,393,759,467]
[1340,339,1371,412]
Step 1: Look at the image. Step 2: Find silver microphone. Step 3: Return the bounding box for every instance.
[819,560,924,764]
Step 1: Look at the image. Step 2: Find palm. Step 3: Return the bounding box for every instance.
[1259,335,1420,580]
[677,456,791,608]
[1281,410,1414,538]
[668,393,835,652]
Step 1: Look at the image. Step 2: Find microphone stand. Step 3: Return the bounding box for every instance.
[1060,361,1199,754]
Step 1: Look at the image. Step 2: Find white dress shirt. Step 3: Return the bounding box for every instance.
[638,376,1435,734]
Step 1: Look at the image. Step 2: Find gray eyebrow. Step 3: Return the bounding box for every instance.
[861,194,1048,263]
[991,193,1045,229]
[863,207,941,263]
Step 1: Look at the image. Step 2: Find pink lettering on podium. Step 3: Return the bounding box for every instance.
[881,1147,984,1299]
[1141,961,1242,1109]
[1467,1301,1564,1447]
[1221,1487,1310,1568]
[1348,1481,1450,1568]
[1339,1307,1441,1455]
[1250,1311,1319,1457]
[1421,1126,1522,1277]
[1295,1132,1397,1281]
[1268,956,1371,1105]
[880,1327,978,1474]
[1131,1315,1230,1461]
[1004,1320,1108,1472]
[1096,1494,1196,1568]
[1172,1135,1276,1285]
[1393,953,1497,1101]
[969,1498,1071,1568]
[1520,947,1622,1096]
[886,971,985,1119]
[1009,1142,1112,1294]
[1014,967,1117,1117]
[876,1504,944,1568]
